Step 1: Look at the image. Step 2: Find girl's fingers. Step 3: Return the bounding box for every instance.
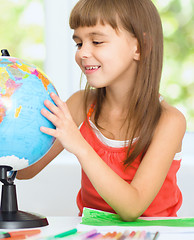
[49,93,72,119]
[40,126,57,138]
[44,93,70,120]
[43,99,60,117]
[41,108,60,128]
[40,93,83,152]
[49,93,65,112]
[40,93,75,142]
[50,92,62,106]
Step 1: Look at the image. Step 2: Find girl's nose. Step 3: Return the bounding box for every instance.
[77,44,91,59]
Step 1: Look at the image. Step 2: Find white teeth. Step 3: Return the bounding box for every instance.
[85,66,99,70]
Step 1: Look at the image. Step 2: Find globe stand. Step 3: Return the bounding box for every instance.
[0,166,48,229]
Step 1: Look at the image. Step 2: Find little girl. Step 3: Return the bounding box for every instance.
[17,0,186,221]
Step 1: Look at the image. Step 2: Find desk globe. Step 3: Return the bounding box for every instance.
[0,49,57,228]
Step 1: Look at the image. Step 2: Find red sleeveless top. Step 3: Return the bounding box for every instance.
[77,105,182,217]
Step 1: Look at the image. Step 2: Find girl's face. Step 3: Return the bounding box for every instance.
[73,22,140,90]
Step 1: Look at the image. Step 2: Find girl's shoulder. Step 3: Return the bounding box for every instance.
[156,100,186,143]
[160,100,186,127]
[66,90,96,127]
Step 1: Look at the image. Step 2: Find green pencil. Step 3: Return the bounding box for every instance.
[46,228,77,239]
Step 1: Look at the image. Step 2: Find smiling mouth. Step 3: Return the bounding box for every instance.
[84,65,101,74]
[85,66,100,70]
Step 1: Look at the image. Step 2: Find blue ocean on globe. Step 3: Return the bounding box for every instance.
[0,57,57,170]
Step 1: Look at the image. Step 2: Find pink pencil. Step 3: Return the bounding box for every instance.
[139,231,146,240]
[117,230,130,240]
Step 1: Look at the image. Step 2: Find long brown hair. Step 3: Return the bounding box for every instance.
[69,0,163,166]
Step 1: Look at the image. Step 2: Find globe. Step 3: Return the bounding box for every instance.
[0,56,57,171]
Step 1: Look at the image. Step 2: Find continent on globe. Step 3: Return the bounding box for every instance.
[0,74,22,123]
[0,55,58,171]
[15,105,22,118]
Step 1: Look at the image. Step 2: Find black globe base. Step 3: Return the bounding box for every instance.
[0,166,49,229]
[0,210,48,229]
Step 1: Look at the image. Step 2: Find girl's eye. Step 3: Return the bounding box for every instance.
[93,41,103,45]
[75,43,82,49]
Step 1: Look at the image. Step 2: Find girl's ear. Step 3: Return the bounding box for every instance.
[133,40,140,61]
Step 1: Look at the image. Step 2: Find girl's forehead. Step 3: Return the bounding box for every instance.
[72,20,128,37]
[73,23,115,35]
[72,23,134,43]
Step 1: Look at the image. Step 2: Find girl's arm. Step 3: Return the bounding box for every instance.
[16,139,64,179]
[16,91,85,180]
[40,93,186,221]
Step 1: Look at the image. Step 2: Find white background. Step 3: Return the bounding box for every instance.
[44,0,82,102]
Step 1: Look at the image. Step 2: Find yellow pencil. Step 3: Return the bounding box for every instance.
[133,231,141,238]
[115,232,122,239]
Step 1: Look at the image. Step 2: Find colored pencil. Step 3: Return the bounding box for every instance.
[103,232,112,239]
[110,232,117,238]
[45,228,77,239]
[86,232,102,239]
[81,229,97,240]
[117,230,130,240]
[145,232,152,240]
[152,232,159,240]
[125,231,136,240]
[139,231,146,240]
[0,230,41,239]
[0,236,27,240]
[133,231,141,238]
[114,232,122,239]
[129,231,136,238]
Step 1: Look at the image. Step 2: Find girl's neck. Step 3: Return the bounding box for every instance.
[104,87,132,114]
[103,61,137,112]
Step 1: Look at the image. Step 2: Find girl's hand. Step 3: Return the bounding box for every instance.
[40,92,86,156]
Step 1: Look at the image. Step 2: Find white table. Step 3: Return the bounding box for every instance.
[1,216,194,240]
[0,217,81,239]
[39,217,194,240]
[40,216,81,237]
